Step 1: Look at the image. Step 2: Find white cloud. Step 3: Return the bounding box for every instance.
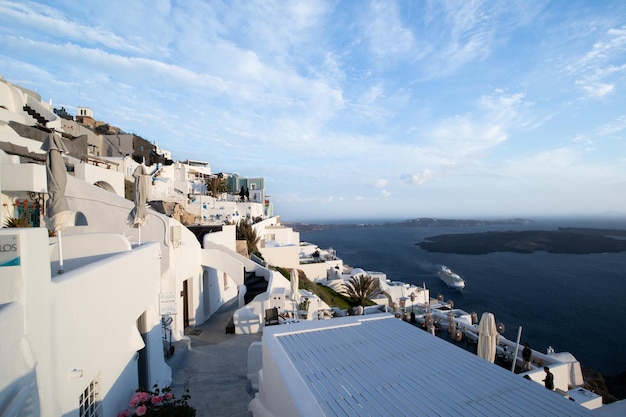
[372,179,388,188]
[575,81,614,98]
[596,115,626,136]
[402,169,433,185]
[415,0,543,78]
[424,90,530,163]
[360,84,384,105]
[0,1,158,55]
[578,26,626,65]
[364,1,415,58]
[568,25,626,98]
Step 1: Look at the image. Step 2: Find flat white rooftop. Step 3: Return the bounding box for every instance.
[253,314,592,417]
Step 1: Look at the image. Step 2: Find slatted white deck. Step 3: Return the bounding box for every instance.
[255,314,592,417]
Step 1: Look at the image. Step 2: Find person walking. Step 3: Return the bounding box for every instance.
[522,343,532,371]
[543,366,554,390]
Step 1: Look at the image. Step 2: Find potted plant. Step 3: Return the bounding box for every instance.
[298,297,310,312]
[2,203,31,228]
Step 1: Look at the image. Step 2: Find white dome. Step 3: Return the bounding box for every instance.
[350,268,366,277]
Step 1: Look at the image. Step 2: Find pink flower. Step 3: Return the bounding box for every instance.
[151,395,163,405]
[164,392,173,400]
[129,392,151,407]
[135,405,147,416]
[129,394,141,408]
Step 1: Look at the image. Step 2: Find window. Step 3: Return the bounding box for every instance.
[79,374,102,417]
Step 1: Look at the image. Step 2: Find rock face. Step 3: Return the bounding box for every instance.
[417,228,626,255]
[604,370,626,402]
[148,201,200,225]
[583,366,626,403]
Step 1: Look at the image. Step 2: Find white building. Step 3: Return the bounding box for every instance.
[0,227,169,416]
[0,77,274,416]
[248,314,597,417]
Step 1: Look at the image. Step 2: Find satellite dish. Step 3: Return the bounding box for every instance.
[497,322,505,334]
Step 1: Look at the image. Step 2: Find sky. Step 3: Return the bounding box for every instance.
[1,0,626,222]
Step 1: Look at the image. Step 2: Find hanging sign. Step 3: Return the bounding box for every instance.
[159,293,177,315]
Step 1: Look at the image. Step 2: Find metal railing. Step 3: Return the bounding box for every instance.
[161,317,174,358]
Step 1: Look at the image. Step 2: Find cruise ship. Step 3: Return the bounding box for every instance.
[438,264,466,290]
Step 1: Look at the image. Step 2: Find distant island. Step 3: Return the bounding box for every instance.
[418,228,626,254]
[287,218,626,254]
[389,217,534,227]
[285,217,533,234]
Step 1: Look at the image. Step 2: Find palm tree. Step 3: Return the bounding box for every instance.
[340,274,379,307]
[236,221,260,256]
[205,174,229,199]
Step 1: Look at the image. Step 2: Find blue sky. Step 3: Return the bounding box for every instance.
[1,1,625,221]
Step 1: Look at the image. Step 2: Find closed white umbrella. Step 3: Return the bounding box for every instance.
[290,269,299,301]
[42,133,71,274]
[477,312,498,363]
[129,165,149,244]
[290,269,299,320]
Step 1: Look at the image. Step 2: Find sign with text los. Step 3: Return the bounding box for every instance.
[159,293,177,315]
[0,235,20,267]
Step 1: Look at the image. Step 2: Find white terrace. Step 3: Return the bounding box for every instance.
[249,314,593,417]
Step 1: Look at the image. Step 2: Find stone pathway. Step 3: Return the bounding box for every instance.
[168,299,262,417]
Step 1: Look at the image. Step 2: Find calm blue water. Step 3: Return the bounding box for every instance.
[301,217,626,376]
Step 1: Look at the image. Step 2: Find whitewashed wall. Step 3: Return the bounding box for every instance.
[259,244,300,269]
[298,261,334,282]
[74,161,125,197]
[0,228,169,417]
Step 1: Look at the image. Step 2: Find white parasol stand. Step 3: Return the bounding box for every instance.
[290,268,299,320]
[511,326,523,372]
[128,165,149,244]
[477,312,498,363]
[42,133,72,274]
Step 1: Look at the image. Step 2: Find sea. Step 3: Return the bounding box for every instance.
[300,216,626,376]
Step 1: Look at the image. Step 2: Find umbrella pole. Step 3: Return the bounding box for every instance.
[511,326,522,372]
[57,229,65,274]
[293,301,299,322]
[138,225,142,245]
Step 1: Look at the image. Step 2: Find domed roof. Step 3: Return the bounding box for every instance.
[350,268,366,276]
